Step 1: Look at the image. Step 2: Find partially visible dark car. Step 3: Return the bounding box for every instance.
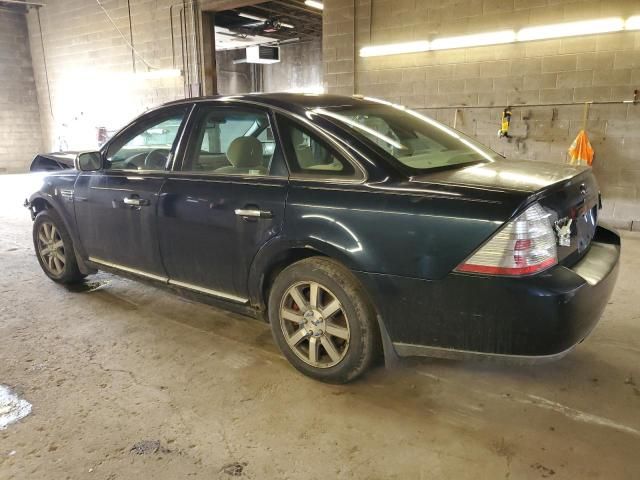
[25,94,620,383]
[30,152,77,171]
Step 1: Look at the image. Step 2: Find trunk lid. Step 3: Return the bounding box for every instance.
[410,159,600,265]
[409,159,590,193]
[537,169,599,266]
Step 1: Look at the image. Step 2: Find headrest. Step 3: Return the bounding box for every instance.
[227,136,263,168]
[291,128,306,147]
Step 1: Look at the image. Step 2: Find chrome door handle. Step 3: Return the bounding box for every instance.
[123,197,149,207]
[235,208,273,219]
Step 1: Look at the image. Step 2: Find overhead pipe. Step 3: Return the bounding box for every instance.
[246,4,322,34]
[178,0,204,98]
[0,0,46,6]
[126,0,135,73]
[182,1,190,96]
[170,4,178,69]
[191,1,203,97]
[353,0,357,95]
[419,98,640,111]
[179,7,188,97]
[170,1,198,69]
[170,0,201,97]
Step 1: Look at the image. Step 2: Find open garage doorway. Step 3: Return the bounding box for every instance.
[205,1,322,95]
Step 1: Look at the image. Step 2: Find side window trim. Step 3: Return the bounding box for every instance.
[169,104,197,172]
[273,112,366,184]
[175,103,286,178]
[100,105,192,173]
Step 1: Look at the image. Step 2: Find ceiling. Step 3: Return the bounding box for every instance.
[214,0,322,50]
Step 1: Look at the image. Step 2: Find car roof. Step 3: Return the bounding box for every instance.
[161,93,380,115]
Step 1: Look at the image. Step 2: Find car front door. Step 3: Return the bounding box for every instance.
[74,105,191,278]
[157,104,289,302]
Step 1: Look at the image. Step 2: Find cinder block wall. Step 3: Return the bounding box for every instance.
[23,0,322,165]
[263,39,323,92]
[216,40,322,95]
[0,9,43,173]
[25,0,189,156]
[323,0,640,228]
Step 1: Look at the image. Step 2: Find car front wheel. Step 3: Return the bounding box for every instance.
[33,209,86,284]
[268,257,379,383]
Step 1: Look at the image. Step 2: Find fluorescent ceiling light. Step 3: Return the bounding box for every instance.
[431,30,515,50]
[360,41,429,57]
[626,15,640,30]
[238,12,266,22]
[304,0,323,10]
[359,15,637,57]
[517,17,624,41]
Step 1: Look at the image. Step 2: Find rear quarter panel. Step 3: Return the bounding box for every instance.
[281,179,527,280]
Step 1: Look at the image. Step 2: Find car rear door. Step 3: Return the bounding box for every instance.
[74,105,191,278]
[156,103,289,302]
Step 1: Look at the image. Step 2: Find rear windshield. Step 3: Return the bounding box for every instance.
[317,103,501,172]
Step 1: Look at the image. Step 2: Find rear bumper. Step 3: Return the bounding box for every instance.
[356,226,620,360]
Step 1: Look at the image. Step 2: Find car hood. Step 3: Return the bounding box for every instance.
[43,152,79,167]
[409,159,589,194]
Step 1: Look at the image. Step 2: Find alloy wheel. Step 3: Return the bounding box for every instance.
[279,281,350,368]
[37,222,65,276]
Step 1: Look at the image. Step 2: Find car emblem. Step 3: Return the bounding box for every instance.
[580,183,587,196]
[554,218,573,247]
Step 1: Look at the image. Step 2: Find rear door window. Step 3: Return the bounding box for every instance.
[182,107,277,175]
[276,114,363,180]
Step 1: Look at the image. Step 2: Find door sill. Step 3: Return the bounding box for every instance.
[88,256,248,304]
[88,256,168,282]
[168,279,248,304]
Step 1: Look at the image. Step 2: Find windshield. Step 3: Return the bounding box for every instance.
[316,104,501,172]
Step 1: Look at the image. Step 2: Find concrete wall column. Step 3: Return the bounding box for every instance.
[0,8,43,173]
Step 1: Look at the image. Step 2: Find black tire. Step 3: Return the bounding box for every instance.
[33,209,86,284]
[268,257,380,383]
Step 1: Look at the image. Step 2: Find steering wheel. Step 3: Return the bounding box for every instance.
[142,148,170,169]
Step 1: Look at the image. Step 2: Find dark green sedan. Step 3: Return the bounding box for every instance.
[26,94,620,383]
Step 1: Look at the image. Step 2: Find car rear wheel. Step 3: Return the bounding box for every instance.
[268,257,379,383]
[33,209,86,284]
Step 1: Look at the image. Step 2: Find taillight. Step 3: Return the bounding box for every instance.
[456,203,557,276]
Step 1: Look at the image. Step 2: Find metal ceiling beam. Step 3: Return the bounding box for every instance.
[244,4,321,32]
[271,0,321,16]
[201,0,267,12]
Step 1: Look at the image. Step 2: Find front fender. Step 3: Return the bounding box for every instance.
[28,176,76,235]
[27,174,93,274]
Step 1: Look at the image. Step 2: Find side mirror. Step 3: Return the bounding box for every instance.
[75,151,102,171]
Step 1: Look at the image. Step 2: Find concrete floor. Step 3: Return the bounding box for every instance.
[0,174,639,480]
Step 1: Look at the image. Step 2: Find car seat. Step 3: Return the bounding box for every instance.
[291,128,316,169]
[215,136,267,175]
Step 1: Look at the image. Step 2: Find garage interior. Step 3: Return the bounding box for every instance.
[1,0,639,478]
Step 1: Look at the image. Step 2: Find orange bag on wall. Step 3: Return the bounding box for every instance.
[568,130,594,167]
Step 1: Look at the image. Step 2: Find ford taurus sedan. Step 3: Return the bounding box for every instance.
[25,93,620,383]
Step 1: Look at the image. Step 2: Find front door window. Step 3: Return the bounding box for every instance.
[105,108,188,171]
